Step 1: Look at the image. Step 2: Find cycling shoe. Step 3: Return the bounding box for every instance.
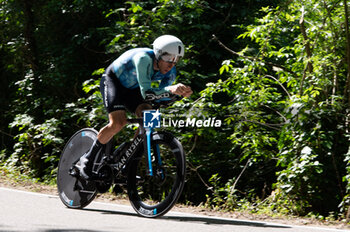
[76,153,93,180]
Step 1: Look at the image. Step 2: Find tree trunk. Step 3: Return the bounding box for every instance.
[22,0,39,72]
[21,0,44,176]
[299,6,313,96]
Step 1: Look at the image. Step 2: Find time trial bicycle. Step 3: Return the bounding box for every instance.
[57,93,186,218]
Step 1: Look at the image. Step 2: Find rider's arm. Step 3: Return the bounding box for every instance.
[159,69,176,91]
[133,53,174,98]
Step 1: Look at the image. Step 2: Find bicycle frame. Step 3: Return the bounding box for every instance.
[145,127,161,176]
[101,116,160,179]
[59,93,185,217]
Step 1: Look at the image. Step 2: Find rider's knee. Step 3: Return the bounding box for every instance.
[108,111,127,134]
[108,120,125,134]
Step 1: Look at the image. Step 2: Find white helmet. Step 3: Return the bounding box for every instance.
[153,35,184,62]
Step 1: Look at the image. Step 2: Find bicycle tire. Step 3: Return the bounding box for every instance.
[127,131,186,218]
[57,128,98,209]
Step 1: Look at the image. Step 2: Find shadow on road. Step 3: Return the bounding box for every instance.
[82,208,291,229]
[0,228,104,232]
[40,230,103,232]
[163,215,291,228]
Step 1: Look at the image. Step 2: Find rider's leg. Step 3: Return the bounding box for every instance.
[98,110,127,144]
[78,110,127,180]
[133,103,152,137]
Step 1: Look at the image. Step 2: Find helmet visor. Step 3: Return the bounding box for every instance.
[160,53,181,64]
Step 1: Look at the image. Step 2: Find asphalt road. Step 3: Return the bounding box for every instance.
[0,187,349,232]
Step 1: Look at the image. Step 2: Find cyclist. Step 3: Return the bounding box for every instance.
[77,35,192,180]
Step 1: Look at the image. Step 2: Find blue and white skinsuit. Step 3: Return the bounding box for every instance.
[100,48,176,113]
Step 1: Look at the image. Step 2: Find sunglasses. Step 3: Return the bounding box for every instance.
[160,53,181,64]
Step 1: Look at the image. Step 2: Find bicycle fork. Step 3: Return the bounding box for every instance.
[144,128,162,177]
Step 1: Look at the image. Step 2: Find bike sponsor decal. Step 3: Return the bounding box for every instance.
[61,191,73,206]
[116,136,143,170]
[81,131,96,139]
[139,206,157,216]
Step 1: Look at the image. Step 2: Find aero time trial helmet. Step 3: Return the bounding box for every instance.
[153,35,184,64]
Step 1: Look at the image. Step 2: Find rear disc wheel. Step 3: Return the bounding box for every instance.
[57,128,98,209]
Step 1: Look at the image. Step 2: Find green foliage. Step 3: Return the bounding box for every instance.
[0,0,118,180]
[199,0,350,218]
[1,0,350,220]
[8,114,64,178]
